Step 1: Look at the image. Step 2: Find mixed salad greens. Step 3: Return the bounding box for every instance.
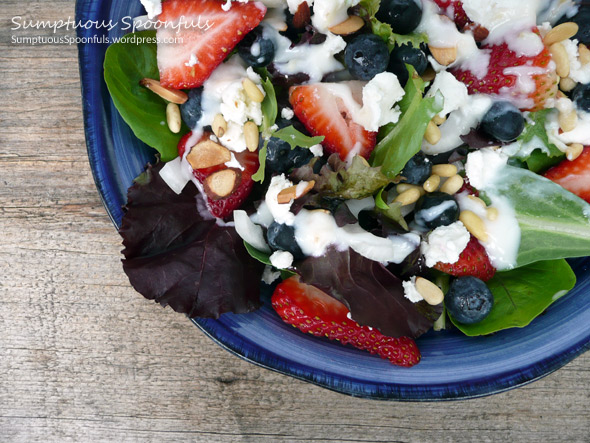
[104,0,590,366]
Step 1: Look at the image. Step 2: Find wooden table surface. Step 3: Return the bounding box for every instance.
[1,1,589,441]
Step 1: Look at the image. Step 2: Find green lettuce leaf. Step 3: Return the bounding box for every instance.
[103,31,187,162]
[260,76,277,134]
[273,126,324,149]
[370,68,443,178]
[359,0,428,50]
[504,109,565,173]
[489,165,590,267]
[450,259,576,336]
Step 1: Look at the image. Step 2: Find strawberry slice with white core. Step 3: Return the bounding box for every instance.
[157,0,266,89]
[289,82,377,161]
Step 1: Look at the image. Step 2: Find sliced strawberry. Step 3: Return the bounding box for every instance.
[271,276,421,367]
[178,132,259,218]
[451,30,558,112]
[289,83,377,161]
[434,236,496,281]
[157,0,266,89]
[543,146,590,203]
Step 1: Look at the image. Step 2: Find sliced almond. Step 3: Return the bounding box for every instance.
[277,180,315,204]
[543,22,579,46]
[205,169,238,199]
[429,46,457,66]
[328,15,365,36]
[186,140,231,170]
[139,78,188,104]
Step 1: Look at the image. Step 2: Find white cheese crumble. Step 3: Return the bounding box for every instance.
[262,265,281,285]
[426,71,469,118]
[403,277,424,303]
[311,0,361,32]
[281,107,295,120]
[562,38,590,85]
[465,148,509,190]
[266,174,296,225]
[421,222,471,268]
[270,250,294,269]
[309,143,324,157]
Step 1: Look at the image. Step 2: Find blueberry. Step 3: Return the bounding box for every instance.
[266,222,305,259]
[180,88,203,128]
[265,119,314,173]
[387,44,428,86]
[480,101,525,142]
[238,27,275,68]
[445,276,494,324]
[344,34,389,80]
[400,152,432,184]
[572,83,590,113]
[413,192,459,229]
[376,0,423,35]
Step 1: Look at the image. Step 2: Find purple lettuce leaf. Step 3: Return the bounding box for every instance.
[297,248,442,338]
[120,163,263,318]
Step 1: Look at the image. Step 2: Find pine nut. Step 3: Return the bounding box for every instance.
[460,210,488,242]
[579,44,590,65]
[433,114,447,125]
[328,15,364,35]
[139,78,188,104]
[431,164,457,177]
[166,103,182,134]
[559,77,577,92]
[423,174,441,193]
[242,78,265,103]
[394,187,422,206]
[486,207,499,221]
[429,46,457,66]
[212,113,228,138]
[415,277,444,306]
[559,108,578,133]
[467,194,487,207]
[440,174,464,195]
[425,120,442,145]
[244,121,260,152]
[566,143,584,161]
[543,22,579,46]
[396,183,425,195]
[550,42,570,78]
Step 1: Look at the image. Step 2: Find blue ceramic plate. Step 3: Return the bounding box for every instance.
[76,0,590,400]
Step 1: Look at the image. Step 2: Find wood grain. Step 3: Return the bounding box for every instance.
[1,1,589,442]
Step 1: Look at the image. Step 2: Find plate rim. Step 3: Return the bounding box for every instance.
[76,0,590,401]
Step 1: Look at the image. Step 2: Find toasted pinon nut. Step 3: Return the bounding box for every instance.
[440,174,464,195]
[243,121,260,152]
[415,277,444,306]
[425,120,442,145]
[566,143,584,161]
[558,107,578,133]
[486,207,499,221]
[550,42,570,78]
[205,169,238,199]
[431,163,458,177]
[429,46,457,66]
[212,114,228,138]
[396,183,425,195]
[543,22,579,46]
[394,187,422,206]
[166,103,182,134]
[460,210,488,242]
[277,180,316,204]
[139,78,188,104]
[559,76,577,92]
[328,15,365,35]
[467,194,487,208]
[242,78,265,103]
[186,139,231,170]
[433,114,447,125]
[423,174,441,193]
[579,43,590,65]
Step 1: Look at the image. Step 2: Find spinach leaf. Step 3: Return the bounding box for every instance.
[260,76,277,134]
[104,31,187,162]
[450,259,576,336]
[370,68,443,178]
[490,165,590,267]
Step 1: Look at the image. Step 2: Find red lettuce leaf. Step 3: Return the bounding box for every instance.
[297,248,442,338]
[120,163,263,318]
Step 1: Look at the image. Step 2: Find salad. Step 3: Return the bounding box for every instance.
[105,0,590,367]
